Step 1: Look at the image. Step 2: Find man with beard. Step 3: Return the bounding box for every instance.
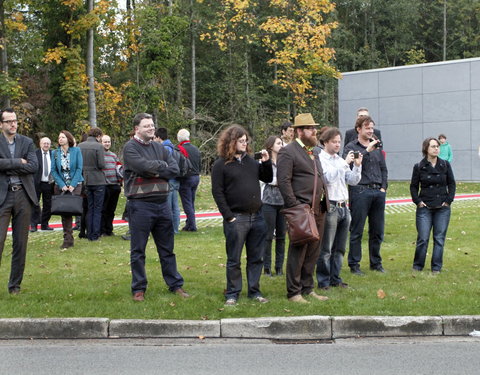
[343,116,388,275]
[277,113,329,303]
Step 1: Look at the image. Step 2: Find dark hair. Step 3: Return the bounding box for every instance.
[422,137,440,157]
[0,108,15,122]
[355,115,374,132]
[217,125,251,162]
[60,130,76,148]
[264,136,281,156]
[155,127,168,140]
[438,134,447,140]
[133,113,153,127]
[320,127,341,146]
[88,127,103,138]
[280,120,292,134]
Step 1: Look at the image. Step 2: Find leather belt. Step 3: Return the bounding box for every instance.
[361,184,381,189]
[9,184,23,191]
[329,200,347,208]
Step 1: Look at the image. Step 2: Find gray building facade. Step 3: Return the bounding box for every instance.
[338,57,480,181]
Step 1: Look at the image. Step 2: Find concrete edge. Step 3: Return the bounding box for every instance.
[1,316,480,340]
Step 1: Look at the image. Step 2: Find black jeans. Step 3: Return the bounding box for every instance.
[223,212,266,300]
[261,204,286,271]
[348,185,385,270]
[101,184,121,235]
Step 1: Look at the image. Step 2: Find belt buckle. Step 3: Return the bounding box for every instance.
[11,185,21,192]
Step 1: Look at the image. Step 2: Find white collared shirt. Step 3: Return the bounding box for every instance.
[41,150,51,183]
[319,150,362,202]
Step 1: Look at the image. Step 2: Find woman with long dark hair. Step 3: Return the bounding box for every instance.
[410,137,455,273]
[211,125,273,306]
[51,130,83,249]
[261,136,286,276]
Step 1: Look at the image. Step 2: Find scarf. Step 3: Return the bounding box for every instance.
[178,140,190,157]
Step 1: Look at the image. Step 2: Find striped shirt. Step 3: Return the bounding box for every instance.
[103,150,121,185]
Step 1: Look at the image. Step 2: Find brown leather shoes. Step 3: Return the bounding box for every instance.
[174,288,190,298]
[132,291,145,301]
[288,295,309,304]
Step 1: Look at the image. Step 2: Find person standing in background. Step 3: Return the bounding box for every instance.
[177,129,201,232]
[438,134,453,162]
[30,137,54,232]
[100,135,122,237]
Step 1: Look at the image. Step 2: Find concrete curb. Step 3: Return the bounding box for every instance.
[1,316,479,340]
[0,318,109,339]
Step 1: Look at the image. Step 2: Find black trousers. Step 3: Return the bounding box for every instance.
[101,184,121,235]
[0,188,33,291]
[31,182,54,228]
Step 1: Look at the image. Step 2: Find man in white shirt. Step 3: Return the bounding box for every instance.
[317,127,362,290]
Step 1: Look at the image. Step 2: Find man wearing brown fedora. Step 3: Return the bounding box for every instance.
[277,113,330,303]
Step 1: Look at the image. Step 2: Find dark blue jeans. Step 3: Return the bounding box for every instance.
[262,204,286,271]
[129,199,184,294]
[86,185,105,240]
[348,186,385,270]
[316,205,351,287]
[167,179,180,234]
[223,212,266,300]
[179,175,200,231]
[413,205,451,272]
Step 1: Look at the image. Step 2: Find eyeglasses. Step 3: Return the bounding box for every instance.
[2,120,17,125]
[237,139,249,144]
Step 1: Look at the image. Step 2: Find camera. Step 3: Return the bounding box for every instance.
[254,151,263,160]
[369,138,383,149]
[353,151,360,159]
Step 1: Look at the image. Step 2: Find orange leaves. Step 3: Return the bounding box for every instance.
[377,289,387,299]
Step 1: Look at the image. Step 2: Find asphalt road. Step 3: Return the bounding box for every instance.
[1,337,479,374]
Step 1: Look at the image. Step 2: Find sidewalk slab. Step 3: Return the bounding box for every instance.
[109,319,220,338]
[0,318,109,339]
[332,316,443,338]
[442,315,480,336]
[220,316,331,340]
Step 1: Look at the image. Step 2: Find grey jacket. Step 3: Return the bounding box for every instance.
[78,136,106,185]
[0,133,38,206]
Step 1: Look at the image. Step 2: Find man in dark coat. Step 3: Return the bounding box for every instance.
[0,108,38,294]
[277,113,329,304]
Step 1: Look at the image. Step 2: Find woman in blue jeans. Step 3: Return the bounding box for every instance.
[261,136,286,276]
[410,137,456,273]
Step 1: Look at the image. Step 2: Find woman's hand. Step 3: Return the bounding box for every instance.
[418,201,427,208]
[61,185,69,192]
[67,185,75,193]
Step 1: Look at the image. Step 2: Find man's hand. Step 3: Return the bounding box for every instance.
[21,158,28,164]
[260,149,269,163]
[366,139,380,153]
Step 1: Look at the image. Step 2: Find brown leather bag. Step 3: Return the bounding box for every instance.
[281,157,320,246]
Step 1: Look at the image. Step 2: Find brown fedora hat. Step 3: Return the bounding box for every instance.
[293,113,319,127]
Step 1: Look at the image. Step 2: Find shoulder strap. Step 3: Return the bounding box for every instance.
[311,158,318,210]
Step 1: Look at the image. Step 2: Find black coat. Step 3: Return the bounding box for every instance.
[410,157,456,208]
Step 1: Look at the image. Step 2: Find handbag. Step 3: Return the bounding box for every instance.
[281,156,320,246]
[51,191,83,216]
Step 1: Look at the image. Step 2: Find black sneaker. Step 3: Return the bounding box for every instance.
[350,268,365,276]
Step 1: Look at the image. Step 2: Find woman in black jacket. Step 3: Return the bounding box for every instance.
[410,137,456,273]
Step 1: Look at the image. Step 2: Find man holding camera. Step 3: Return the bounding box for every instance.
[343,116,388,275]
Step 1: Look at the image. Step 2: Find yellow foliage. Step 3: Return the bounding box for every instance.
[61,0,83,10]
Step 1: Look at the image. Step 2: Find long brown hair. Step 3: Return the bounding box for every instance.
[217,125,251,162]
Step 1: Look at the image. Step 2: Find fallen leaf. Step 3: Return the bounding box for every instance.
[218,263,225,267]
[400,296,406,300]
[198,335,205,340]
[284,309,291,313]
[169,302,176,307]
[377,289,386,299]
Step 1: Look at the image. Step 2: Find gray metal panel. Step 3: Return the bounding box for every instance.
[423,91,470,123]
[451,150,472,180]
[423,121,470,151]
[385,151,421,181]
[379,68,422,97]
[470,150,480,181]
[472,90,480,120]
[471,61,480,90]
[470,120,480,151]
[381,123,423,153]
[338,72,379,101]
[379,95,422,125]
[423,63,470,93]
[338,98,379,129]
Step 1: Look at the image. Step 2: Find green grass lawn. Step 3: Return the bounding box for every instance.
[1,179,479,319]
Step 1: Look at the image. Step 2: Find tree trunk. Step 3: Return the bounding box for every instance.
[443,0,447,61]
[190,0,196,130]
[87,0,97,127]
[168,0,173,16]
[0,0,10,108]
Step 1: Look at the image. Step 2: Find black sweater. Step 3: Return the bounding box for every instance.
[211,154,273,221]
[410,157,456,207]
